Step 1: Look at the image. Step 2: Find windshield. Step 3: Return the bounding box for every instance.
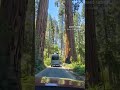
[35,0,85,89]
[52,55,59,60]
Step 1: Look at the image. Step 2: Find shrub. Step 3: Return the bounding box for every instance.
[73,64,85,76]
[44,57,51,67]
[35,62,46,74]
[87,82,111,90]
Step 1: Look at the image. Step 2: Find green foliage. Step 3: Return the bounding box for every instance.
[63,60,85,76]
[44,57,51,67]
[21,76,35,90]
[35,61,46,74]
[21,53,32,77]
[21,0,34,77]
[44,49,51,67]
[72,0,83,13]
[44,44,59,57]
[44,44,60,67]
[73,63,85,76]
[86,68,112,90]
[53,44,59,52]
[94,0,120,89]
[35,49,46,74]
[73,7,85,63]
[55,0,65,16]
[87,82,111,90]
[81,4,85,19]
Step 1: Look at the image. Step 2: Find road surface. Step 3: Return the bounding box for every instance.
[35,67,76,80]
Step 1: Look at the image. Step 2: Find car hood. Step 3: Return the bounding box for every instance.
[35,77,85,89]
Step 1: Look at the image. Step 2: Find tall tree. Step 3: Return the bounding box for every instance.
[73,11,85,63]
[35,0,49,73]
[55,0,65,56]
[85,0,100,87]
[45,14,56,57]
[21,0,34,77]
[64,0,77,61]
[45,15,60,57]
[0,0,28,90]
[94,0,120,89]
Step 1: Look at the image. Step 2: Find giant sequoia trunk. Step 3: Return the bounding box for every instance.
[96,1,120,88]
[22,0,34,76]
[85,0,100,86]
[36,0,49,68]
[64,0,77,61]
[0,0,28,90]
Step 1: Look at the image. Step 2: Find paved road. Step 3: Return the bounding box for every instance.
[35,67,76,80]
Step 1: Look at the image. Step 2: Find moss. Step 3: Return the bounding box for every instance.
[87,82,112,90]
[21,76,35,90]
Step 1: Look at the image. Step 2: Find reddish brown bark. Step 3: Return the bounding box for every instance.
[64,0,77,61]
[85,0,100,86]
[36,0,49,63]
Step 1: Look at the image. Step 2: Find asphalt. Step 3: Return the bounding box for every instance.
[35,67,76,80]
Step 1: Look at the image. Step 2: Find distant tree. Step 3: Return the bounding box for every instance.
[35,0,49,73]
[73,11,85,63]
[55,0,65,56]
[64,0,77,62]
[81,3,85,19]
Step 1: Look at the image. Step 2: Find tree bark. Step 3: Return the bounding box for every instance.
[64,0,77,61]
[0,0,28,90]
[36,0,49,65]
[22,0,35,76]
[85,0,100,87]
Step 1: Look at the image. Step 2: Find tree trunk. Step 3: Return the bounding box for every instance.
[23,0,34,76]
[48,30,50,57]
[61,32,63,56]
[36,0,49,66]
[64,0,77,61]
[85,0,100,87]
[0,0,28,90]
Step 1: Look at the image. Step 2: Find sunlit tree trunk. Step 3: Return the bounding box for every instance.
[64,0,77,61]
[36,0,49,66]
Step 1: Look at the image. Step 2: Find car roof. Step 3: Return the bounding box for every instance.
[52,54,59,57]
